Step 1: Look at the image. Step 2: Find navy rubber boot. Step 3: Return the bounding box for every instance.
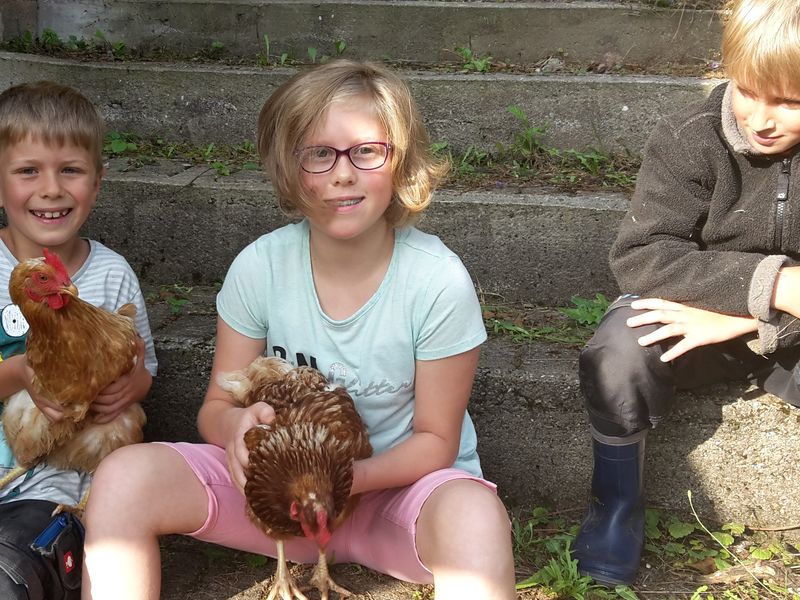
[573,428,646,586]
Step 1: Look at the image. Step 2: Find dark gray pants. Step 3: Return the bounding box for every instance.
[0,500,83,600]
[579,295,800,437]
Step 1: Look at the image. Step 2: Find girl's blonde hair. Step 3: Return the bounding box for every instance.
[722,0,800,96]
[0,81,105,172]
[256,60,448,227]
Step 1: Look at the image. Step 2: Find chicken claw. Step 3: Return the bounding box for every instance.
[263,541,309,600]
[302,548,353,600]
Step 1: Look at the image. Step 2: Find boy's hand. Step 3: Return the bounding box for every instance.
[627,298,757,362]
[29,382,66,422]
[91,337,152,424]
[5,356,66,422]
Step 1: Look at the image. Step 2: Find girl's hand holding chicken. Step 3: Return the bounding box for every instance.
[628,298,757,362]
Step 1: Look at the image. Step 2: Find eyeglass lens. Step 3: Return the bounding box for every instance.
[299,143,389,173]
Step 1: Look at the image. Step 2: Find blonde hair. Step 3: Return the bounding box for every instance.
[256,60,448,227]
[722,0,800,96]
[0,81,105,172]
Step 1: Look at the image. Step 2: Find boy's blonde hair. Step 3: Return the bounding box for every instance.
[0,81,105,172]
[256,60,448,227]
[722,0,800,96]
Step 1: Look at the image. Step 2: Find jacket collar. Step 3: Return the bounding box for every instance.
[721,82,758,155]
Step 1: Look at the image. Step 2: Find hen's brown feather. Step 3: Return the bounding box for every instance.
[2,255,145,473]
[225,357,372,544]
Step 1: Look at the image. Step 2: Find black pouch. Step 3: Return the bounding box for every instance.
[29,512,84,599]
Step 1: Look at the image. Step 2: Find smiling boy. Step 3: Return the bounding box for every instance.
[0,81,157,600]
[572,0,800,586]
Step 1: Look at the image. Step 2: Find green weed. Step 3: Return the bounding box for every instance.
[559,294,610,327]
[455,46,493,73]
[6,30,34,52]
[198,40,225,59]
[153,284,194,316]
[104,131,138,156]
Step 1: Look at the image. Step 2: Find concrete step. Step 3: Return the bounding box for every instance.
[146,286,800,538]
[3,1,723,69]
[0,51,720,154]
[76,158,628,304]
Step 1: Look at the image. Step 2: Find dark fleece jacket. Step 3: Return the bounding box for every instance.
[610,82,800,353]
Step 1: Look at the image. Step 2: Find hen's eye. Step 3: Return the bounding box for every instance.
[35,273,49,283]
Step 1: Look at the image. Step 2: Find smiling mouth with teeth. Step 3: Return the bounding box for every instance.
[32,209,71,219]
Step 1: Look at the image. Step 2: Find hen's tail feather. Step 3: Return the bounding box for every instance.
[116,303,137,320]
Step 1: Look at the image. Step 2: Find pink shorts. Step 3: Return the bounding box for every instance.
[160,442,497,584]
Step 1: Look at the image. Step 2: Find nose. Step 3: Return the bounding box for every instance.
[750,101,776,131]
[330,153,356,185]
[38,170,63,199]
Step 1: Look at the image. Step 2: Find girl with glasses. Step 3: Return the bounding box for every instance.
[81,59,515,600]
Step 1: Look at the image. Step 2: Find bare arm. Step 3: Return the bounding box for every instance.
[350,346,481,495]
[627,297,758,362]
[197,317,275,492]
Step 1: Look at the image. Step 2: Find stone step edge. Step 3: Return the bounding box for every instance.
[0,51,723,154]
[8,0,724,69]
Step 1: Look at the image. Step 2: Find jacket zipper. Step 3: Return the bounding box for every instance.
[774,157,791,250]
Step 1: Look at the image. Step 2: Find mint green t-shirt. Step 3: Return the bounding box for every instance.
[217,220,487,476]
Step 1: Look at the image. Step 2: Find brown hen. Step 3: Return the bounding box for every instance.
[0,249,146,511]
[222,356,372,600]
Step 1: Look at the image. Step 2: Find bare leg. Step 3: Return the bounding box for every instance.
[416,479,515,600]
[81,444,209,600]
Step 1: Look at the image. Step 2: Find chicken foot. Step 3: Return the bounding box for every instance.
[52,486,90,518]
[0,465,29,490]
[264,540,309,600]
[302,547,353,600]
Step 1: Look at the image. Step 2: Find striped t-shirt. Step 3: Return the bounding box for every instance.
[0,238,157,506]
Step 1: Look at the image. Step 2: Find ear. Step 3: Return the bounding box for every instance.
[93,164,105,193]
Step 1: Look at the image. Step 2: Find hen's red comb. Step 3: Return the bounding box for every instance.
[43,248,71,284]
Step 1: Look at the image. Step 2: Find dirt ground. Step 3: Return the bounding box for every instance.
[160,535,430,600]
[159,532,800,600]
[159,535,557,600]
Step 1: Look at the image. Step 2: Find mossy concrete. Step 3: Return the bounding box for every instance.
[77,159,628,304]
[32,0,722,68]
[0,51,721,154]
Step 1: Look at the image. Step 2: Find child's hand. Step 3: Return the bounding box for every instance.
[4,354,66,422]
[627,298,757,362]
[28,380,66,422]
[225,401,276,493]
[91,337,152,424]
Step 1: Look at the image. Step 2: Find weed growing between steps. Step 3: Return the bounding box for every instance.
[512,501,800,599]
[100,121,640,192]
[483,293,611,346]
[0,25,723,78]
